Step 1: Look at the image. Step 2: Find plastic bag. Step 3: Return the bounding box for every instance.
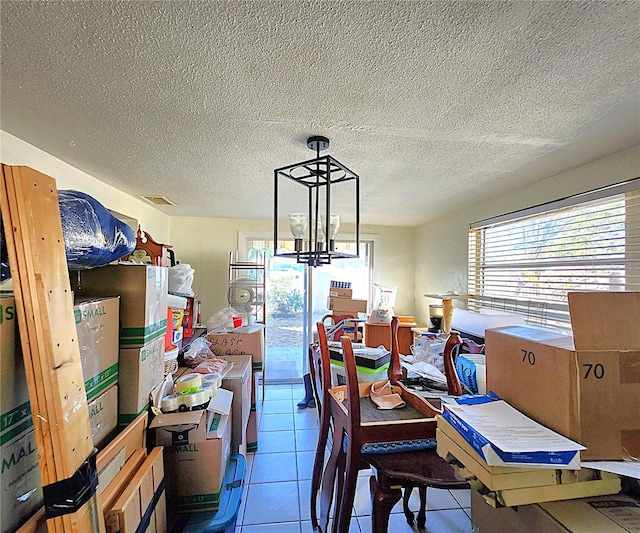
[59,190,136,270]
[368,284,397,323]
[169,263,195,295]
[183,337,216,367]
[206,308,237,333]
[193,359,231,375]
[411,335,445,371]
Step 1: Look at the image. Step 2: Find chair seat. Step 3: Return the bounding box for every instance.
[366,449,468,488]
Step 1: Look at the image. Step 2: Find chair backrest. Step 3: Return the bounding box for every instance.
[389,316,403,384]
[462,337,485,354]
[339,334,363,428]
[321,313,356,341]
[389,315,464,396]
[310,322,334,416]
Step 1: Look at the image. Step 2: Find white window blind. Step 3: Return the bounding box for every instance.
[468,178,640,329]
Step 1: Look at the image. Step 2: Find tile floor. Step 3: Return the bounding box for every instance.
[235,383,472,532]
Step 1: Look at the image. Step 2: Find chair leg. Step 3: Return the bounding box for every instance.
[310,405,331,531]
[370,475,402,533]
[334,435,360,533]
[417,485,427,530]
[402,485,415,525]
[319,420,344,533]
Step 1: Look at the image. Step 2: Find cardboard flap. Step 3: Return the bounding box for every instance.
[207,388,233,416]
[149,409,203,430]
[568,292,640,350]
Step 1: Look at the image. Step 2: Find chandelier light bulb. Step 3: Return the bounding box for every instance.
[322,214,341,250]
[289,213,308,251]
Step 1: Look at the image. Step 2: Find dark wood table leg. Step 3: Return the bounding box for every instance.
[369,474,402,533]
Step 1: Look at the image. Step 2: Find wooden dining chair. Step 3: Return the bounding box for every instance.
[319,330,446,532]
[310,319,429,532]
[320,313,358,342]
[310,315,468,532]
[389,315,464,527]
[308,322,335,531]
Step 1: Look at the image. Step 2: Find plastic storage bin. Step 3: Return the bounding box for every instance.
[330,360,390,386]
[173,453,246,533]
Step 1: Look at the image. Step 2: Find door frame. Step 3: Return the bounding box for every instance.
[238,230,379,379]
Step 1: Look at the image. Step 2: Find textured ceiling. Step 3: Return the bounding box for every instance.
[1,0,639,226]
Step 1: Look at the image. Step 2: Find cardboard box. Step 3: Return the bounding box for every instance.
[1,294,31,435]
[219,355,252,454]
[250,367,264,410]
[71,264,169,347]
[118,337,165,426]
[471,489,640,533]
[1,429,43,533]
[152,389,232,446]
[0,295,43,533]
[486,292,640,460]
[74,297,120,401]
[327,296,368,315]
[246,409,258,453]
[151,392,232,513]
[329,287,353,299]
[88,384,118,449]
[207,325,265,366]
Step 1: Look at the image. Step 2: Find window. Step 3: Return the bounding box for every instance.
[468,178,640,329]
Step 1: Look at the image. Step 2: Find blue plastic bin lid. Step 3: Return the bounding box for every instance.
[181,453,247,533]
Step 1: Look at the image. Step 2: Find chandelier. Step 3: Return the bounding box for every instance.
[273,136,360,267]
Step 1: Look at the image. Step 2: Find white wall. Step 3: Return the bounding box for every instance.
[169,218,415,321]
[1,131,171,241]
[414,145,640,325]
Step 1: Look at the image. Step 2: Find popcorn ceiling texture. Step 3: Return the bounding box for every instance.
[1,0,638,225]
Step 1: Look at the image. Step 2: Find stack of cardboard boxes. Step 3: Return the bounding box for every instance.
[207,325,265,453]
[1,292,123,531]
[149,348,255,512]
[0,294,43,532]
[466,291,640,531]
[150,382,234,513]
[75,296,120,448]
[71,263,169,427]
[326,280,367,317]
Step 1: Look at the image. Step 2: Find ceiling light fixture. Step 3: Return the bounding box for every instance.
[274,136,360,267]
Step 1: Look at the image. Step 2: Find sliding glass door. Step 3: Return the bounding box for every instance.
[245,237,371,383]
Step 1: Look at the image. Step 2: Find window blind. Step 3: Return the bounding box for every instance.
[468,178,640,329]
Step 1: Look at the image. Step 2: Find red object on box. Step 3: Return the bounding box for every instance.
[164,307,174,349]
[182,297,195,339]
[233,315,243,328]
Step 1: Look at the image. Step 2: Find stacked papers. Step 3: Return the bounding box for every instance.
[442,394,585,469]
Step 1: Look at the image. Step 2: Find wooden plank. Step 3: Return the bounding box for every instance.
[106,447,164,533]
[1,165,103,532]
[97,412,149,483]
[101,449,148,519]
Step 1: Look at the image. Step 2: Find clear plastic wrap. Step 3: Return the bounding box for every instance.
[58,190,136,270]
[0,217,9,282]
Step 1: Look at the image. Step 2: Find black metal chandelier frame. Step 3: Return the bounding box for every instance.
[274,136,360,267]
